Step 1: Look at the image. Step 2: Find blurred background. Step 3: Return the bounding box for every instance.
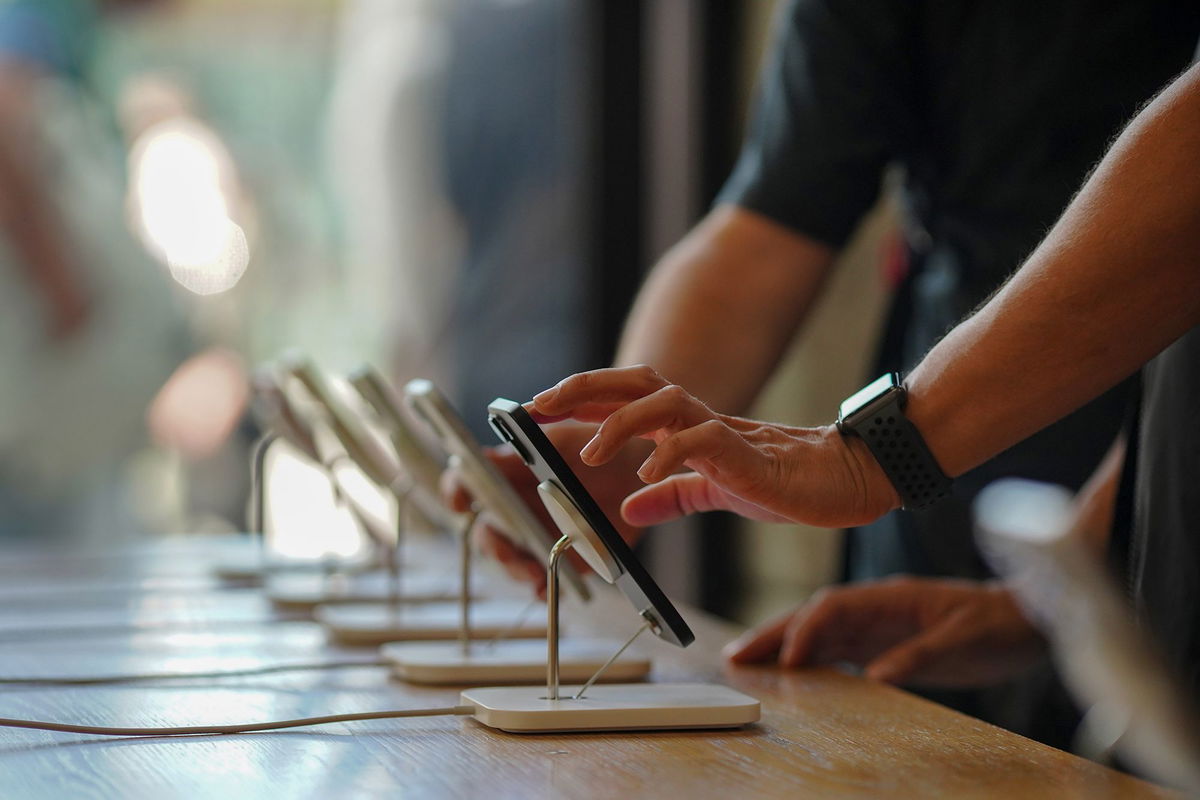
[0,0,891,626]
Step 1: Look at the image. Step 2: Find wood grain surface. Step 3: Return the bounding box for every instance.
[0,536,1179,799]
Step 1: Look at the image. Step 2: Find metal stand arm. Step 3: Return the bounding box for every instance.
[458,509,481,655]
[545,534,572,701]
[249,432,280,574]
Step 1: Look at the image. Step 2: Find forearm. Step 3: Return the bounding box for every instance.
[535,67,1200,533]
[907,64,1200,477]
[0,69,83,310]
[0,142,79,296]
[615,205,835,414]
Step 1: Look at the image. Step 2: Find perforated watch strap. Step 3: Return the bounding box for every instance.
[852,405,952,511]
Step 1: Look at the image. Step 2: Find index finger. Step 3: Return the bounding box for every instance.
[532,365,669,416]
[722,610,793,664]
[524,401,627,425]
[779,592,846,667]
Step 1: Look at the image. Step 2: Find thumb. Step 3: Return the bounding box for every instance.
[621,472,794,526]
[620,473,730,526]
[865,614,966,685]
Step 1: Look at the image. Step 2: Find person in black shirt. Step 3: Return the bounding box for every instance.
[530,53,1200,749]
[458,0,1200,745]
[707,5,1194,731]
[480,0,1196,584]
[717,0,1199,586]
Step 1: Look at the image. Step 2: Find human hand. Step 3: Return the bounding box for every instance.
[441,421,649,594]
[724,577,1046,689]
[530,365,900,528]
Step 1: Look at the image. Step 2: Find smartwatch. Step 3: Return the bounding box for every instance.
[836,373,951,510]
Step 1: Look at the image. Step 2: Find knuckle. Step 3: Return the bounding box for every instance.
[633,364,660,382]
[656,433,681,459]
[881,574,918,591]
[596,409,628,439]
[807,585,839,608]
[781,613,807,639]
[660,384,690,405]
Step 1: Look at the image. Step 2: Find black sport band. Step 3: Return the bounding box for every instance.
[837,374,952,511]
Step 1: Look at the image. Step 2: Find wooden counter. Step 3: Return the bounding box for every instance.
[0,536,1177,799]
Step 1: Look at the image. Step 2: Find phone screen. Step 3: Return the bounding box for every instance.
[487,398,694,648]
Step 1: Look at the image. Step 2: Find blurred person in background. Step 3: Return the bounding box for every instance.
[328,0,587,439]
[0,0,201,542]
[437,0,587,432]
[326,0,461,390]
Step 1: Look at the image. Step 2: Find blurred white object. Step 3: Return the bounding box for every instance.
[975,479,1200,792]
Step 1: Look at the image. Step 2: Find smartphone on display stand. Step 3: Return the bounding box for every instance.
[486,398,693,648]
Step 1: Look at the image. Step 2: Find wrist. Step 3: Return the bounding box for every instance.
[827,425,902,519]
[901,373,957,477]
[902,339,1001,479]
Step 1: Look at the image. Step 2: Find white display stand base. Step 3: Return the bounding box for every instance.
[461,683,760,733]
[382,639,650,685]
[317,600,545,646]
[212,560,265,584]
[267,571,469,612]
[212,554,377,584]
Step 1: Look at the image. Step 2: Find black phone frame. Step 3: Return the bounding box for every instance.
[487,399,694,648]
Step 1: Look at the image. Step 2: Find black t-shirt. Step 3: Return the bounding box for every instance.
[719,0,1200,580]
[1131,327,1200,699]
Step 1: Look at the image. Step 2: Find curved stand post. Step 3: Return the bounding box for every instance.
[545,534,572,700]
[248,432,280,573]
[458,509,481,655]
[387,481,417,606]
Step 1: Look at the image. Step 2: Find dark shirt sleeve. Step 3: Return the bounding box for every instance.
[717,0,916,247]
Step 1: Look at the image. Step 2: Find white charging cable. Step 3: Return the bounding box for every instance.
[0,617,311,644]
[0,705,476,736]
[0,658,391,686]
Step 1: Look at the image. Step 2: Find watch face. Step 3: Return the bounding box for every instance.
[839,373,901,423]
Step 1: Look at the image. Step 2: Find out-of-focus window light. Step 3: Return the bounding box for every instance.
[331,460,399,546]
[265,441,371,562]
[128,117,250,295]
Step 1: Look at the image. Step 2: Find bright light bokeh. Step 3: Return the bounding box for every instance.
[129,117,250,295]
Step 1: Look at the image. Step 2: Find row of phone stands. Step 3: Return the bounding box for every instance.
[214,357,759,733]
